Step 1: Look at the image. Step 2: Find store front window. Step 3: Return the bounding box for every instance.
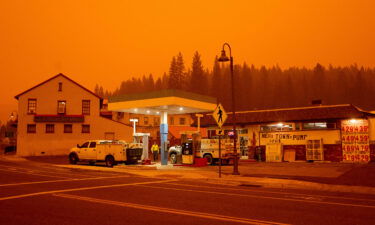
[260,123,293,132]
[303,122,336,130]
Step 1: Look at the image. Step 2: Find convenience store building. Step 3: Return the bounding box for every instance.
[198,104,375,163]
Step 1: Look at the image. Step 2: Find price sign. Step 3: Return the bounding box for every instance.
[341,119,370,163]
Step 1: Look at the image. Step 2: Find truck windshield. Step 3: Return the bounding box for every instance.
[81,142,89,148]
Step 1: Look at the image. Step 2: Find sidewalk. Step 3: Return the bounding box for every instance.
[4,155,375,195]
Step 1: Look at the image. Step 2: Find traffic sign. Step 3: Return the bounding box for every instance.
[213,103,227,128]
[217,128,224,136]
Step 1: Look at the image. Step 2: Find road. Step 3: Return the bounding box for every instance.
[1,159,375,225]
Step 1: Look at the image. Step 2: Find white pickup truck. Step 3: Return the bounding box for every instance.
[68,140,143,167]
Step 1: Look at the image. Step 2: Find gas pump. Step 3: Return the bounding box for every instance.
[181,141,194,164]
[133,133,150,163]
[180,132,201,165]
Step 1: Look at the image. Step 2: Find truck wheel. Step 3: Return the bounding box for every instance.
[170,153,177,164]
[204,154,213,165]
[69,153,79,164]
[105,155,115,168]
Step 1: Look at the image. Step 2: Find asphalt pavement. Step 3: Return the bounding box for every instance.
[1,156,375,225]
[18,155,375,194]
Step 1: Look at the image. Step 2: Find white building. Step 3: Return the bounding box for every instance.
[15,73,133,156]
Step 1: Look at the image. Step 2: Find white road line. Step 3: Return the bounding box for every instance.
[139,184,375,209]
[169,182,375,203]
[0,165,97,178]
[53,193,290,225]
[0,167,72,179]
[0,175,131,187]
[0,179,175,201]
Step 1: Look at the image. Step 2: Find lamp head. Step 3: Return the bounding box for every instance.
[218,50,229,62]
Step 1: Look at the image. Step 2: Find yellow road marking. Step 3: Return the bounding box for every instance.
[53,193,290,225]
[0,179,175,201]
[140,184,375,209]
[170,182,375,203]
[0,175,131,187]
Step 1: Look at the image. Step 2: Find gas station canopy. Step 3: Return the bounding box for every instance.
[108,89,217,114]
[108,89,216,166]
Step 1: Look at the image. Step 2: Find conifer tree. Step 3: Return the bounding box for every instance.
[190,51,207,95]
[210,56,221,98]
[176,52,187,90]
[162,72,169,89]
[168,57,178,89]
[155,77,162,90]
[94,84,100,95]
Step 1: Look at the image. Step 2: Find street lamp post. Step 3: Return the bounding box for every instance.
[218,43,240,175]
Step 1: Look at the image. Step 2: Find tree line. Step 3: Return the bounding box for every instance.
[95,52,375,111]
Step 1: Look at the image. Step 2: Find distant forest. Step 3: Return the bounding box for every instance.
[94,52,375,111]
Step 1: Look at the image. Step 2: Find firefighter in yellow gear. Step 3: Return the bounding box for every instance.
[151,143,159,161]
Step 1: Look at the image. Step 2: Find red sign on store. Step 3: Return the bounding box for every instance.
[341,119,370,163]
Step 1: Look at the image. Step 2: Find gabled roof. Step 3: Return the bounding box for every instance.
[195,104,375,127]
[14,73,102,100]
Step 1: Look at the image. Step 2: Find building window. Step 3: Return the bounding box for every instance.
[260,123,293,132]
[306,139,324,161]
[45,124,55,133]
[116,112,124,120]
[27,124,36,133]
[82,100,90,115]
[58,82,63,91]
[170,117,174,125]
[82,124,90,133]
[208,130,216,138]
[303,122,336,130]
[64,124,72,133]
[57,101,66,114]
[144,117,149,125]
[27,99,37,114]
[153,117,160,126]
[5,131,14,138]
[238,129,248,134]
[179,117,186,125]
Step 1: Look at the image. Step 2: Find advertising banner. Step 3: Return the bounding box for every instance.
[260,130,340,145]
[341,119,370,163]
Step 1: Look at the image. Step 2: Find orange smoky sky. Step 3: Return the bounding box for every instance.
[0,0,374,123]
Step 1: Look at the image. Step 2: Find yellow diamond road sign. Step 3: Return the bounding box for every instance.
[213,103,227,128]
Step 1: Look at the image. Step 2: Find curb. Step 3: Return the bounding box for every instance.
[0,155,27,161]
[203,177,375,195]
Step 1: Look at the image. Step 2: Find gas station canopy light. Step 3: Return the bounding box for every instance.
[108,90,217,115]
